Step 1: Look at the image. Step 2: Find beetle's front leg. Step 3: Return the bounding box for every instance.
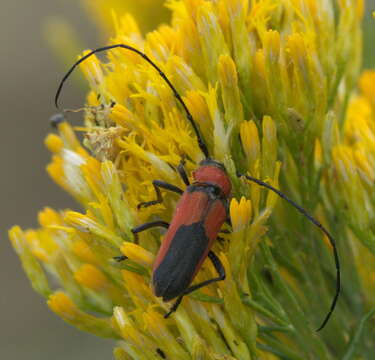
[177,158,190,186]
[137,180,183,209]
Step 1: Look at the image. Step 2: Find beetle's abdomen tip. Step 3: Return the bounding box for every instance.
[153,278,180,302]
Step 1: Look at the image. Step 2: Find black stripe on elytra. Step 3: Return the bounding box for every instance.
[153,222,209,301]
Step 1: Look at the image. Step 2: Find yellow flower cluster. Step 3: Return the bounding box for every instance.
[332,71,375,247]
[11,0,373,359]
[10,116,279,359]
[329,70,375,305]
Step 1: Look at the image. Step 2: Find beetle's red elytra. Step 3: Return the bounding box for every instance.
[55,44,340,331]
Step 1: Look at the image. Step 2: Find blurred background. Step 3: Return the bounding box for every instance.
[0,2,111,359]
[0,1,373,359]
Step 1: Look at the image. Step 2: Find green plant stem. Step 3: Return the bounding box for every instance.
[342,308,375,360]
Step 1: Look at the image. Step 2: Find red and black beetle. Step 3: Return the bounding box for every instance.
[55,44,340,331]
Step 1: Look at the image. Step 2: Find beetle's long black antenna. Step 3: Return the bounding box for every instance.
[238,172,340,332]
[55,44,210,159]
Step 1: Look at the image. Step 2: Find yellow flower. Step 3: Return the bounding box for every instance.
[230,197,252,232]
[81,0,169,34]
[11,1,375,359]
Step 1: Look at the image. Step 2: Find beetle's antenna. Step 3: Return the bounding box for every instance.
[55,44,210,159]
[237,172,340,332]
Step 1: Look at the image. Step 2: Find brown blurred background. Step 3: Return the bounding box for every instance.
[0,1,374,360]
[0,1,114,359]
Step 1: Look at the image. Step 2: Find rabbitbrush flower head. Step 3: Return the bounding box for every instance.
[10,1,375,359]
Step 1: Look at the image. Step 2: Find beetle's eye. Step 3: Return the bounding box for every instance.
[212,186,221,196]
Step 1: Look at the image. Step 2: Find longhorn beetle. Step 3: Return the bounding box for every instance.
[55,44,340,331]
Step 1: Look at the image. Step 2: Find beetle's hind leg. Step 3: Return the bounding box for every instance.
[164,251,225,318]
[184,251,226,292]
[164,296,183,318]
[137,180,183,209]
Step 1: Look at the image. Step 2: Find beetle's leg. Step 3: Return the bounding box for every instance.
[115,221,170,262]
[164,296,183,318]
[132,221,169,233]
[138,180,183,209]
[113,255,128,262]
[164,251,225,318]
[115,221,169,262]
[132,221,170,242]
[156,348,166,359]
[219,218,232,235]
[217,236,225,244]
[183,251,226,292]
[177,158,190,186]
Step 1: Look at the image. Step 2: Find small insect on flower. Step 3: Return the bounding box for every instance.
[55,44,341,331]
